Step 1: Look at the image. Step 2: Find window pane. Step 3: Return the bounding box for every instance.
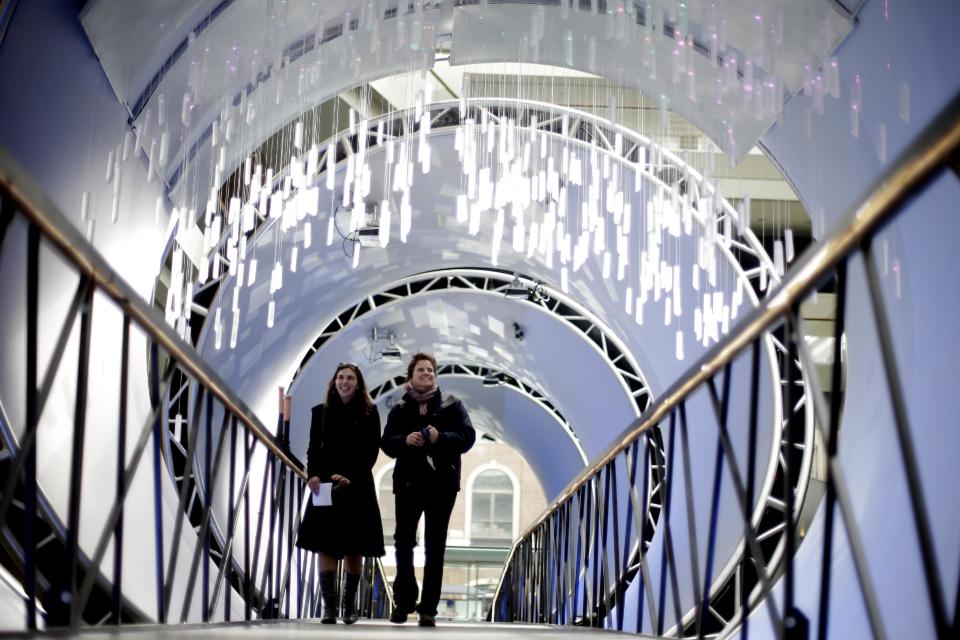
[493,494,512,522]
[474,470,512,491]
[472,494,491,522]
[471,470,514,544]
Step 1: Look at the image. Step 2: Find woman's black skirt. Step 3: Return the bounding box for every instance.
[295,482,385,558]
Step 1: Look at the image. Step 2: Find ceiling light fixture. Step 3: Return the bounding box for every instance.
[503,274,551,303]
[353,202,384,248]
[380,341,403,362]
[482,373,502,387]
[503,274,530,300]
[369,326,403,363]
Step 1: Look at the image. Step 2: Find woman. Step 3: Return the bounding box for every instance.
[296,362,384,624]
[380,353,475,627]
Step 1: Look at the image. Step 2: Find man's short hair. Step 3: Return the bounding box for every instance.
[407,352,438,380]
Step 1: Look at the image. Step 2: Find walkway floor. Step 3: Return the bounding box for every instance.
[5,620,661,638]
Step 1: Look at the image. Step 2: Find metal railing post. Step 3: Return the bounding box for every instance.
[112,315,130,624]
[23,223,39,631]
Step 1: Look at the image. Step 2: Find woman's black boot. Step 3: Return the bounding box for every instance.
[341,572,361,625]
[318,570,338,624]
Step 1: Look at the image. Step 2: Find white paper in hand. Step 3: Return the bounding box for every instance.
[312,482,333,506]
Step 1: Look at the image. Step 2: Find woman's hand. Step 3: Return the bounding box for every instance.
[425,426,439,444]
[307,476,321,493]
[330,474,351,490]
[405,431,425,447]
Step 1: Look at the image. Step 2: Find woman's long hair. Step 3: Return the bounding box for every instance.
[324,363,374,414]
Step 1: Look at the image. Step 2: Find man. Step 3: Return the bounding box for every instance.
[380,353,476,627]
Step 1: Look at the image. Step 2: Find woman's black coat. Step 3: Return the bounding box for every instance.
[380,390,476,494]
[295,401,385,557]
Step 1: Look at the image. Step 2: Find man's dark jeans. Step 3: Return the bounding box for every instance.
[392,487,458,616]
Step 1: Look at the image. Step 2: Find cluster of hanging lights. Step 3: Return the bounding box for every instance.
[447,93,769,363]
[183,84,782,364]
[78,0,877,362]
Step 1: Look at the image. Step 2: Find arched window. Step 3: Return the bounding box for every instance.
[469,469,514,547]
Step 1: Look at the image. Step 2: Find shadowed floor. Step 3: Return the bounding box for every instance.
[2,620,662,638]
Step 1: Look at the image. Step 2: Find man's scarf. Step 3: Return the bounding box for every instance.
[404,383,439,416]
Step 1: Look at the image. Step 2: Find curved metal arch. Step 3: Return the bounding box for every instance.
[370,362,567,424]
[283,268,668,553]
[287,268,652,415]
[189,100,795,532]
[185,97,781,318]
[170,97,811,634]
[152,265,665,619]
[242,98,813,627]
[367,361,589,464]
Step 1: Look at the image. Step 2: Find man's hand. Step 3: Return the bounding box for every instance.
[307,476,320,493]
[330,474,351,490]
[425,426,439,444]
[406,431,425,447]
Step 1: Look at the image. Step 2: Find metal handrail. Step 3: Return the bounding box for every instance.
[508,91,960,548]
[0,147,302,476]
[495,90,960,635]
[0,145,394,628]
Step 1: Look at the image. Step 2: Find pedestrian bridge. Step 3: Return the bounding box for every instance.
[3,87,959,636]
[1,2,959,639]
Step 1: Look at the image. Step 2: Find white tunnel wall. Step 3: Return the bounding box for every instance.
[0,0,243,624]
[0,0,168,450]
[79,1,852,203]
[0,1,170,288]
[83,0,442,206]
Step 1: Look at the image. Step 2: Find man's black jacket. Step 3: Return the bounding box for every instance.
[380,390,476,493]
